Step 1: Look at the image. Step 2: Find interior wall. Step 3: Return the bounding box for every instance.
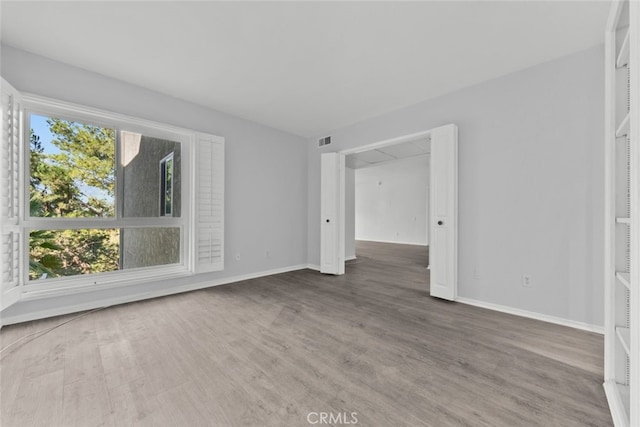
[1,45,308,322]
[307,45,605,328]
[355,156,429,246]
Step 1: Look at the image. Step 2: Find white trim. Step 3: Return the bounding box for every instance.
[604,19,618,385]
[3,267,605,333]
[334,124,456,301]
[22,264,190,297]
[605,0,625,33]
[628,4,640,425]
[352,153,430,171]
[355,239,428,247]
[23,93,195,142]
[339,130,432,156]
[345,255,357,261]
[22,217,186,230]
[604,380,630,427]
[159,151,175,217]
[0,264,310,326]
[457,297,604,335]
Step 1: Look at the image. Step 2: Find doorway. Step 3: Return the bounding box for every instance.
[345,139,430,267]
[320,124,458,301]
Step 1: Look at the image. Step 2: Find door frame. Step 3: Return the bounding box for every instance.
[336,124,458,300]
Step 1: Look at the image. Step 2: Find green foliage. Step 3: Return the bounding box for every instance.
[28,119,119,280]
[43,229,119,278]
[30,119,115,218]
[29,199,64,279]
[47,119,115,200]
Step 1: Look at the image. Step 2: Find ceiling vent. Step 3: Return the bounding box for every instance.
[318,136,331,147]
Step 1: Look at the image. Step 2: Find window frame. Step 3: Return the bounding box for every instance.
[159,152,174,217]
[22,94,196,295]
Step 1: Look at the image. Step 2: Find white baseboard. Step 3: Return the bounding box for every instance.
[307,257,355,271]
[456,297,604,334]
[1,264,310,326]
[3,267,604,338]
[356,239,427,247]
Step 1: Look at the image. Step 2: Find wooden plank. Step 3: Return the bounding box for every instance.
[62,376,115,427]
[7,369,65,426]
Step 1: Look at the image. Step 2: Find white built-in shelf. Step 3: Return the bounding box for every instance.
[606,2,637,425]
[617,383,631,419]
[616,112,630,137]
[616,272,631,290]
[616,326,631,355]
[617,28,630,68]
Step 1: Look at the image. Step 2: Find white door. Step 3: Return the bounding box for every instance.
[429,124,458,300]
[320,153,345,275]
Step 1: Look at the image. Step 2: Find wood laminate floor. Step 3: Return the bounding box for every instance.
[0,241,611,426]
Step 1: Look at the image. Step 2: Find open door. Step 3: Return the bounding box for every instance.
[1,78,23,315]
[320,152,345,275]
[429,124,458,300]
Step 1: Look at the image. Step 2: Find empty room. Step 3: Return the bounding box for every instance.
[0,1,638,426]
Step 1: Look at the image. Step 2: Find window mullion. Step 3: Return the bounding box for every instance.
[24,217,184,230]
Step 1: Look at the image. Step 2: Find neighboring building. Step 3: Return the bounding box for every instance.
[120,132,181,269]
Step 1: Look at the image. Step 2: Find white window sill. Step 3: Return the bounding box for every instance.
[20,266,194,301]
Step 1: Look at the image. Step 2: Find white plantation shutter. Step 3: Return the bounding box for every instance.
[195,133,224,273]
[1,78,22,311]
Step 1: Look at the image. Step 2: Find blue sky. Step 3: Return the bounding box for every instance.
[30,114,61,155]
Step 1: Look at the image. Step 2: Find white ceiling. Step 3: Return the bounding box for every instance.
[346,138,430,169]
[0,1,610,138]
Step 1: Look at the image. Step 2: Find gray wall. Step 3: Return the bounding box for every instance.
[1,44,606,329]
[123,136,182,218]
[355,156,429,246]
[121,136,182,270]
[1,45,308,320]
[307,46,604,327]
[121,227,181,269]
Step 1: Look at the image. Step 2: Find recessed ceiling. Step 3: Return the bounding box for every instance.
[0,1,609,137]
[346,138,430,169]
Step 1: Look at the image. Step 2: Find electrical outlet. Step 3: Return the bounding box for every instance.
[522,275,532,287]
[235,253,241,261]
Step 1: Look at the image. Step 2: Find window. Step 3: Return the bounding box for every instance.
[1,78,224,303]
[28,115,185,282]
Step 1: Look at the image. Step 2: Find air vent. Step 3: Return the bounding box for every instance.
[318,136,331,147]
